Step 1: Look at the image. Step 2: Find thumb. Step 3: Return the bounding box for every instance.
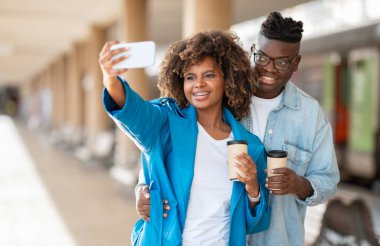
[142,185,150,199]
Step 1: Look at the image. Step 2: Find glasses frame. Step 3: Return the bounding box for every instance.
[251,45,299,71]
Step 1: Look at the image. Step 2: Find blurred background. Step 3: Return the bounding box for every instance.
[1,0,380,245]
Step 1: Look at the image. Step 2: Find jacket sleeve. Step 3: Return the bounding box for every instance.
[245,145,271,233]
[102,77,167,153]
[295,108,340,206]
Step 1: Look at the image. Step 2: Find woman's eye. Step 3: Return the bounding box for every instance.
[205,73,215,78]
[185,75,194,81]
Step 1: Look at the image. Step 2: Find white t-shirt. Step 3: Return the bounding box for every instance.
[182,123,233,246]
[250,92,283,142]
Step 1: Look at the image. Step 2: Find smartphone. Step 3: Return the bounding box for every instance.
[110,41,156,69]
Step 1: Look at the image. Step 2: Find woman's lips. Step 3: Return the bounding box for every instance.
[192,91,211,100]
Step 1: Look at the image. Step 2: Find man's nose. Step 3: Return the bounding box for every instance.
[264,59,277,72]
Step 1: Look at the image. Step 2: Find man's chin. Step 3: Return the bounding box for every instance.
[257,82,274,91]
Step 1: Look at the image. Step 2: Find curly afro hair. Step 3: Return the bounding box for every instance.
[157,30,256,120]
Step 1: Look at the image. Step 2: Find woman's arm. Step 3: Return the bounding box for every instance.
[100,41,167,152]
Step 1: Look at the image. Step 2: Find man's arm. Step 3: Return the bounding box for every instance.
[135,169,170,221]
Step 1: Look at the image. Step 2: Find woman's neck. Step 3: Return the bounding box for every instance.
[197,109,231,140]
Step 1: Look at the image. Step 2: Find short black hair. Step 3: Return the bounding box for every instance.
[260,11,304,43]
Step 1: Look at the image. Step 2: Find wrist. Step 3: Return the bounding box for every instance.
[296,176,313,200]
[104,75,119,87]
[248,191,261,203]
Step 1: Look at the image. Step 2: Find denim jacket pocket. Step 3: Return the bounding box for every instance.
[284,143,311,174]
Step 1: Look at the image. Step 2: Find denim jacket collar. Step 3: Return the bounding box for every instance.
[241,81,299,131]
[281,81,299,110]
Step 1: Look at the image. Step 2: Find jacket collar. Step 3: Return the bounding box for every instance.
[281,81,299,110]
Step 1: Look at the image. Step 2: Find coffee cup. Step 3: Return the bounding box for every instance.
[227,140,248,180]
[267,150,288,177]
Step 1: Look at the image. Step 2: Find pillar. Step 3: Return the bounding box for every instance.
[66,42,85,146]
[182,0,232,38]
[84,26,111,147]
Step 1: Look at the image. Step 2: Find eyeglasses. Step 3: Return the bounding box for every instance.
[251,45,299,71]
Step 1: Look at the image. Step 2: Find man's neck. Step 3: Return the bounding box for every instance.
[254,87,285,99]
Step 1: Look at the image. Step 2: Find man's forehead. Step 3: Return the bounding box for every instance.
[255,35,300,53]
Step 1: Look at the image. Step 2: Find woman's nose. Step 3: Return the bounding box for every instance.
[194,78,205,87]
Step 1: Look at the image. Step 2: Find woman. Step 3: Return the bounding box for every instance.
[99,30,270,246]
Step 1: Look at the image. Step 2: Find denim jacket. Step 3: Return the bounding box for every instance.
[244,82,340,246]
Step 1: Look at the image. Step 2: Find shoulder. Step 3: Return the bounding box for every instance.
[288,83,326,115]
[288,82,320,109]
[287,82,330,124]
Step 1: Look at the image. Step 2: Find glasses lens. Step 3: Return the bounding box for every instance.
[253,51,296,71]
[254,53,269,66]
[274,59,290,71]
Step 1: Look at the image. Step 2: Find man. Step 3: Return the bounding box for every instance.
[135,12,340,246]
[243,11,339,246]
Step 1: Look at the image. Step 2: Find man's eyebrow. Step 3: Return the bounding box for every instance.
[256,50,292,59]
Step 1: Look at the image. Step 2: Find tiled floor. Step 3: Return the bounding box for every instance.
[1,114,380,246]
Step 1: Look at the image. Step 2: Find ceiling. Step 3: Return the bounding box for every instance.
[0,0,311,86]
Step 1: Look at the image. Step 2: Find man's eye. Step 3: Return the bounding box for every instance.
[276,59,290,66]
[257,55,268,62]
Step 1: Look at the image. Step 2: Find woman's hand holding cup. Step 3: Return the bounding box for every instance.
[234,153,260,199]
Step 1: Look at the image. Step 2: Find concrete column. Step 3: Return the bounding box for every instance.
[51,60,62,129]
[66,42,85,146]
[84,26,111,146]
[56,56,67,128]
[182,0,232,38]
[111,0,150,189]
[39,69,52,129]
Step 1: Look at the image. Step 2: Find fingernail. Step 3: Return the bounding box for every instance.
[270,169,274,173]
[166,206,171,210]
[145,193,150,198]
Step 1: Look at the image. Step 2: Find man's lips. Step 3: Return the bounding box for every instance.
[259,75,277,85]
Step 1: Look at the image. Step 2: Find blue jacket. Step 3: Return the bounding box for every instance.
[103,78,271,246]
